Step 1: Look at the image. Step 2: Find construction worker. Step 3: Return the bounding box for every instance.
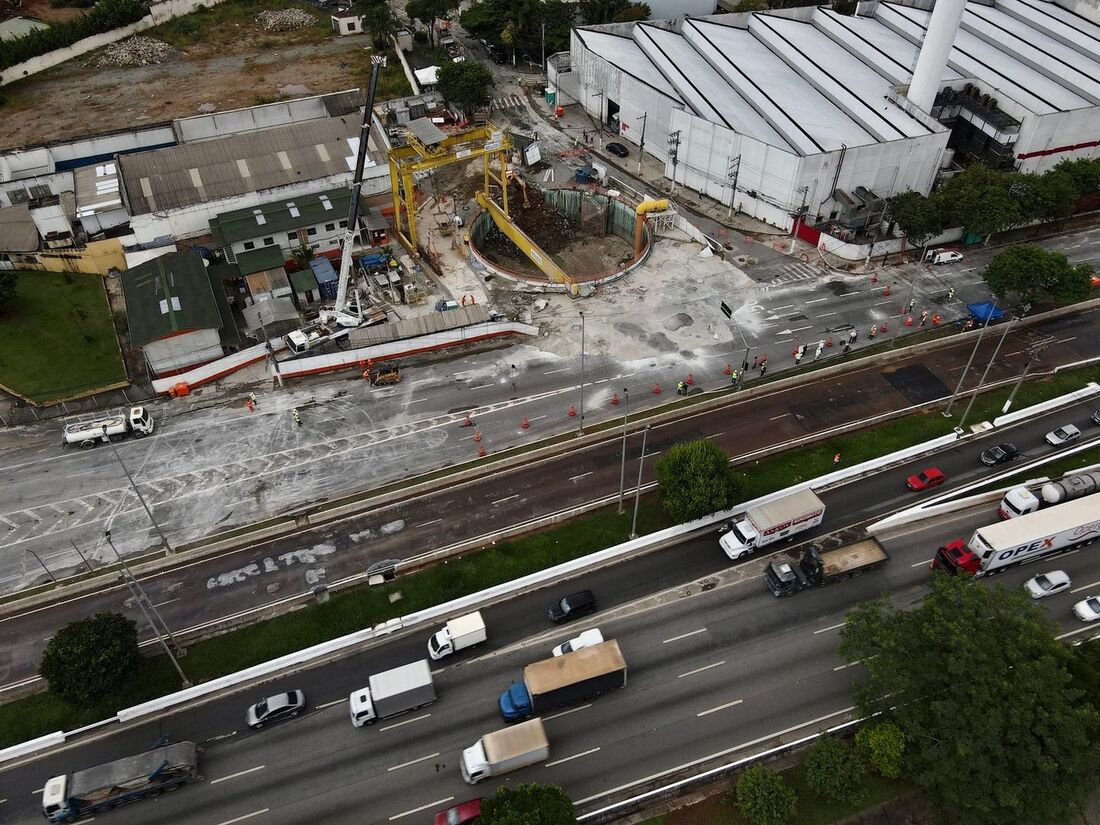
[730,369,739,385]
[869,324,878,339]
[677,381,686,396]
[248,392,258,409]
[907,298,916,313]
[919,309,929,326]
[833,452,841,464]
[849,329,858,344]
[292,408,302,428]
[947,287,956,301]
[245,398,255,413]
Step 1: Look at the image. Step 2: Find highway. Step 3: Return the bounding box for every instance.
[2,408,1098,824]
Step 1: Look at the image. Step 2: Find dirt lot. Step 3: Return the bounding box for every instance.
[0,0,400,147]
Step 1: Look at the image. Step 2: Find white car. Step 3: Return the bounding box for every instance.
[1045,424,1081,446]
[930,250,963,265]
[1073,596,1100,622]
[1023,570,1071,599]
[552,628,604,657]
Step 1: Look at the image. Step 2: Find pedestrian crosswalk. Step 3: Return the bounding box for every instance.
[760,262,819,291]
[490,94,525,112]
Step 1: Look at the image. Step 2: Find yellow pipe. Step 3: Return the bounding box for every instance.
[635,198,669,216]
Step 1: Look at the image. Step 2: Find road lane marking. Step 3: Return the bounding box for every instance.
[211,765,266,785]
[708,432,725,439]
[1071,578,1100,594]
[697,699,743,717]
[834,660,862,671]
[492,494,520,505]
[545,747,600,767]
[910,558,934,568]
[569,472,594,482]
[387,752,440,772]
[813,622,845,635]
[205,731,237,743]
[153,598,180,608]
[770,413,790,420]
[415,519,442,528]
[216,810,268,825]
[543,367,570,374]
[1057,625,1099,640]
[663,628,706,644]
[544,704,592,721]
[678,660,725,679]
[1055,336,1077,344]
[389,798,454,821]
[380,713,431,731]
[771,304,794,311]
[774,337,793,343]
[790,325,813,332]
[469,384,494,390]
[315,698,345,710]
[806,297,829,304]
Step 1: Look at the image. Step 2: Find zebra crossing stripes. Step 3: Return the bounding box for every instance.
[490,95,524,112]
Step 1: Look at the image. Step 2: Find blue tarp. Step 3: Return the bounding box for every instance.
[967,301,1003,323]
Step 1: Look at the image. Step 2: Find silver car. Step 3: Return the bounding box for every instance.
[247,690,306,729]
[1023,570,1071,599]
[1045,424,1081,446]
[552,628,604,657]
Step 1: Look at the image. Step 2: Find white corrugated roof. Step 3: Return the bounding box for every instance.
[573,28,683,101]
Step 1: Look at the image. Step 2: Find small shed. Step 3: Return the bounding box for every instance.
[364,209,389,246]
[331,12,365,36]
[309,257,340,301]
[290,267,320,306]
[237,247,292,304]
[414,66,440,90]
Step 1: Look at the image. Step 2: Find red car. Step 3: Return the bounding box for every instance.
[907,467,946,491]
[435,799,482,825]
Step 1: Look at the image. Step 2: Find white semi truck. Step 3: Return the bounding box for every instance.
[998,470,1100,518]
[62,407,153,449]
[719,489,825,560]
[460,717,549,784]
[428,611,487,660]
[349,659,436,726]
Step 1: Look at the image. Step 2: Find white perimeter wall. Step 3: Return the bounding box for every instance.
[615,73,680,164]
[145,328,224,376]
[1016,107,1100,174]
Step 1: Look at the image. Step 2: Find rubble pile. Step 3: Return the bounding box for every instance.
[94,37,177,67]
[257,9,316,31]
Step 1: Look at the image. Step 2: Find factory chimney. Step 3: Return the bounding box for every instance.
[908,0,967,113]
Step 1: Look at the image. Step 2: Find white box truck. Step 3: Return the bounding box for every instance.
[62,407,153,449]
[349,659,436,726]
[719,489,825,559]
[428,611,487,660]
[460,717,549,784]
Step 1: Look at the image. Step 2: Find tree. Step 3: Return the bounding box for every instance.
[839,574,1100,825]
[437,60,494,114]
[1035,170,1079,223]
[982,243,1093,306]
[653,438,740,523]
[579,0,632,24]
[612,3,649,22]
[733,764,796,825]
[1052,157,1100,197]
[854,720,905,779]
[0,270,16,314]
[39,612,142,706]
[936,164,1022,243]
[356,0,394,49]
[405,0,457,47]
[480,783,575,825]
[804,735,866,803]
[888,190,944,258]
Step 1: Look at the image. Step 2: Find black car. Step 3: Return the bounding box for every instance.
[980,442,1019,467]
[1092,409,1100,426]
[549,590,596,624]
[606,142,629,158]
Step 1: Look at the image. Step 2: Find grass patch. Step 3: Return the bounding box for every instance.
[151,0,330,50]
[0,271,126,403]
[370,48,413,101]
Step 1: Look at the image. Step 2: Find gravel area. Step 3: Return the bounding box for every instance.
[93,37,178,67]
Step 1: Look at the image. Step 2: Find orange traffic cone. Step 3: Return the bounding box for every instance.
[685,373,695,385]
[478,445,486,457]
[652,383,661,394]
[473,430,482,442]
[568,405,577,417]
[610,392,620,406]
[521,417,529,429]
[463,413,474,427]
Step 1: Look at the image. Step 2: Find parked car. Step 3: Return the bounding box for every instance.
[435,798,483,825]
[246,690,306,729]
[931,250,963,265]
[549,590,597,624]
[1023,570,1071,599]
[1073,595,1100,622]
[906,467,946,491]
[606,142,629,158]
[552,628,604,657]
[979,442,1019,467]
[1045,424,1081,446]
[1093,409,1100,426]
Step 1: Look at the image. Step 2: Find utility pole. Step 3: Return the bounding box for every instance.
[103,424,174,556]
[726,154,740,220]
[1002,338,1048,413]
[541,22,545,72]
[27,550,58,587]
[629,425,651,539]
[578,311,586,435]
[943,300,998,418]
[958,305,1029,432]
[617,387,630,514]
[635,113,647,173]
[667,130,681,196]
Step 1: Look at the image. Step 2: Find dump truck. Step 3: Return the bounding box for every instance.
[499,639,626,722]
[460,717,549,784]
[62,407,153,449]
[765,537,888,597]
[42,741,200,822]
[349,659,437,726]
[998,470,1100,518]
[719,489,825,560]
[932,493,1100,577]
[428,611,487,660]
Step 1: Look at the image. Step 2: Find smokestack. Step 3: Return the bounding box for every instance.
[908,0,967,113]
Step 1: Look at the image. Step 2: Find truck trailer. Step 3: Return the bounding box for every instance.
[428,611,487,660]
[460,718,549,784]
[42,741,200,822]
[933,493,1100,577]
[349,659,436,726]
[998,470,1100,518]
[499,639,626,721]
[719,489,825,560]
[62,407,153,449]
[765,537,888,597]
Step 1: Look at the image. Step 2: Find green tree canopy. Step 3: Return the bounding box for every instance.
[459,0,570,54]
[653,438,740,523]
[982,243,1093,306]
[612,3,649,22]
[0,270,16,314]
[437,60,494,114]
[405,0,458,46]
[839,574,1100,825]
[480,783,575,825]
[937,164,1022,242]
[39,612,142,706]
[1052,157,1100,197]
[804,735,866,803]
[854,720,905,779]
[356,0,395,49]
[734,764,797,825]
[888,189,944,251]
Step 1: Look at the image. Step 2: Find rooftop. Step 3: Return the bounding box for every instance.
[0,203,39,252]
[209,188,352,247]
[121,251,222,348]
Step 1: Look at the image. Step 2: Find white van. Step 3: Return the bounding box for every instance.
[930,250,963,265]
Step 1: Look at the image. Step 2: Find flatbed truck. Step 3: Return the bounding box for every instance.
[765,537,888,596]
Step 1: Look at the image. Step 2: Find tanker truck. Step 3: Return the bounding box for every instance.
[997,470,1100,519]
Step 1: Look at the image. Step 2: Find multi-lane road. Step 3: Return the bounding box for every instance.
[1,398,1098,824]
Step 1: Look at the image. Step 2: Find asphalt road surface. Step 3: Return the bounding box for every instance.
[2,492,1097,825]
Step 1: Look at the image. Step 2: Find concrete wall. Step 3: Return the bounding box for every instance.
[15,237,127,275]
[0,0,229,87]
[615,73,680,164]
[1015,107,1100,173]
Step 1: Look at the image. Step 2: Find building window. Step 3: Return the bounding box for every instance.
[325,223,336,232]
[310,244,320,251]
[339,220,348,229]
[287,233,298,243]
[263,237,274,245]
[307,227,317,237]
[347,21,356,31]
[243,241,256,250]
[29,184,51,199]
[6,189,29,204]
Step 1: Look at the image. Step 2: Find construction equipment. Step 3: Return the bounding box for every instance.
[506,170,530,207]
[368,363,402,385]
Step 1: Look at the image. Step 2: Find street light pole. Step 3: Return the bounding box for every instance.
[958,312,1018,432]
[635,113,647,173]
[617,387,630,514]
[103,423,174,555]
[578,311,586,435]
[629,424,651,539]
[943,300,998,418]
[27,550,58,587]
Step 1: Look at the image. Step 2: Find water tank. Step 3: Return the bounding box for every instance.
[1041,470,1100,504]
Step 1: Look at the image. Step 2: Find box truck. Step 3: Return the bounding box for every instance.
[499,640,626,722]
[719,489,825,560]
[349,659,436,726]
[998,470,1100,518]
[428,611,487,660]
[933,494,1100,577]
[460,718,549,784]
[42,741,200,822]
[765,537,888,597]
